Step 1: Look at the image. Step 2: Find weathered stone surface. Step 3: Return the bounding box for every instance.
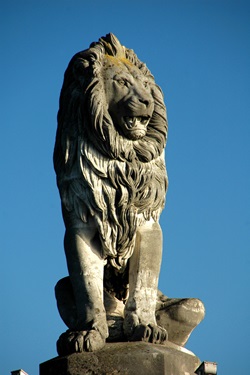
[40,341,200,375]
[52,32,205,357]
[54,32,169,354]
[156,293,205,346]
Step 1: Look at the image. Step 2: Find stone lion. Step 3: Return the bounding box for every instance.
[54,33,204,355]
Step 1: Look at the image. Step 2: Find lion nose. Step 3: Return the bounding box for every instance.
[139,98,150,107]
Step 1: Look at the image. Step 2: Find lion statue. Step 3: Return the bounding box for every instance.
[54,33,204,356]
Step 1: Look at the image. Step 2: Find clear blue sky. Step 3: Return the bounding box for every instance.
[1,1,250,374]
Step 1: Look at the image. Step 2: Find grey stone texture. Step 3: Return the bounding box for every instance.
[52,31,205,366]
[54,32,170,354]
[40,341,201,375]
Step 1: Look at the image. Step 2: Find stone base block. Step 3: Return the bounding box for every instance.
[40,341,200,375]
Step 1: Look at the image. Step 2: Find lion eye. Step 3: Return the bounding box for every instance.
[117,78,129,87]
[118,79,125,85]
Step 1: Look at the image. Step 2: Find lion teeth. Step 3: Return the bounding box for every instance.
[124,117,134,128]
[141,117,148,125]
[125,116,149,129]
[134,118,140,126]
[130,117,135,127]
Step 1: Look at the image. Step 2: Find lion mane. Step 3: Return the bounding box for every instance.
[54,33,168,270]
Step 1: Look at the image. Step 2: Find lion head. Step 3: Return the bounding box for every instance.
[102,55,154,141]
[54,33,168,269]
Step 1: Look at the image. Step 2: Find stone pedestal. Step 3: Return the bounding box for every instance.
[40,341,200,375]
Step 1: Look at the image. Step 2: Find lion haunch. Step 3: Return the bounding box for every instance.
[54,33,169,355]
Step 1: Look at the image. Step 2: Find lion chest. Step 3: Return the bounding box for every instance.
[80,143,167,223]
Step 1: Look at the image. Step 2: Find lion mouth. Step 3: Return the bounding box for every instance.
[124,116,150,129]
[122,116,150,140]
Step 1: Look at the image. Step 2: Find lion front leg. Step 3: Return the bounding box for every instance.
[124,221,168,344]
[57,219,108,355]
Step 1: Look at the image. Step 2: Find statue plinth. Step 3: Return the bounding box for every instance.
[40,341,200,375]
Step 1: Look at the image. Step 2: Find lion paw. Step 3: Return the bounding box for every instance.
[57,329,105,356]
[124,312,168,345]
[128,324,168,344]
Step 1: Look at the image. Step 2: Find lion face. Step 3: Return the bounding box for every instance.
[102,57,154,140]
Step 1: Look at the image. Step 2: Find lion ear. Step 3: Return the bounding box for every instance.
[76,58,90,69]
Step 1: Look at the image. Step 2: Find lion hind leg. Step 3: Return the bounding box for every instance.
[55,277,78,330]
